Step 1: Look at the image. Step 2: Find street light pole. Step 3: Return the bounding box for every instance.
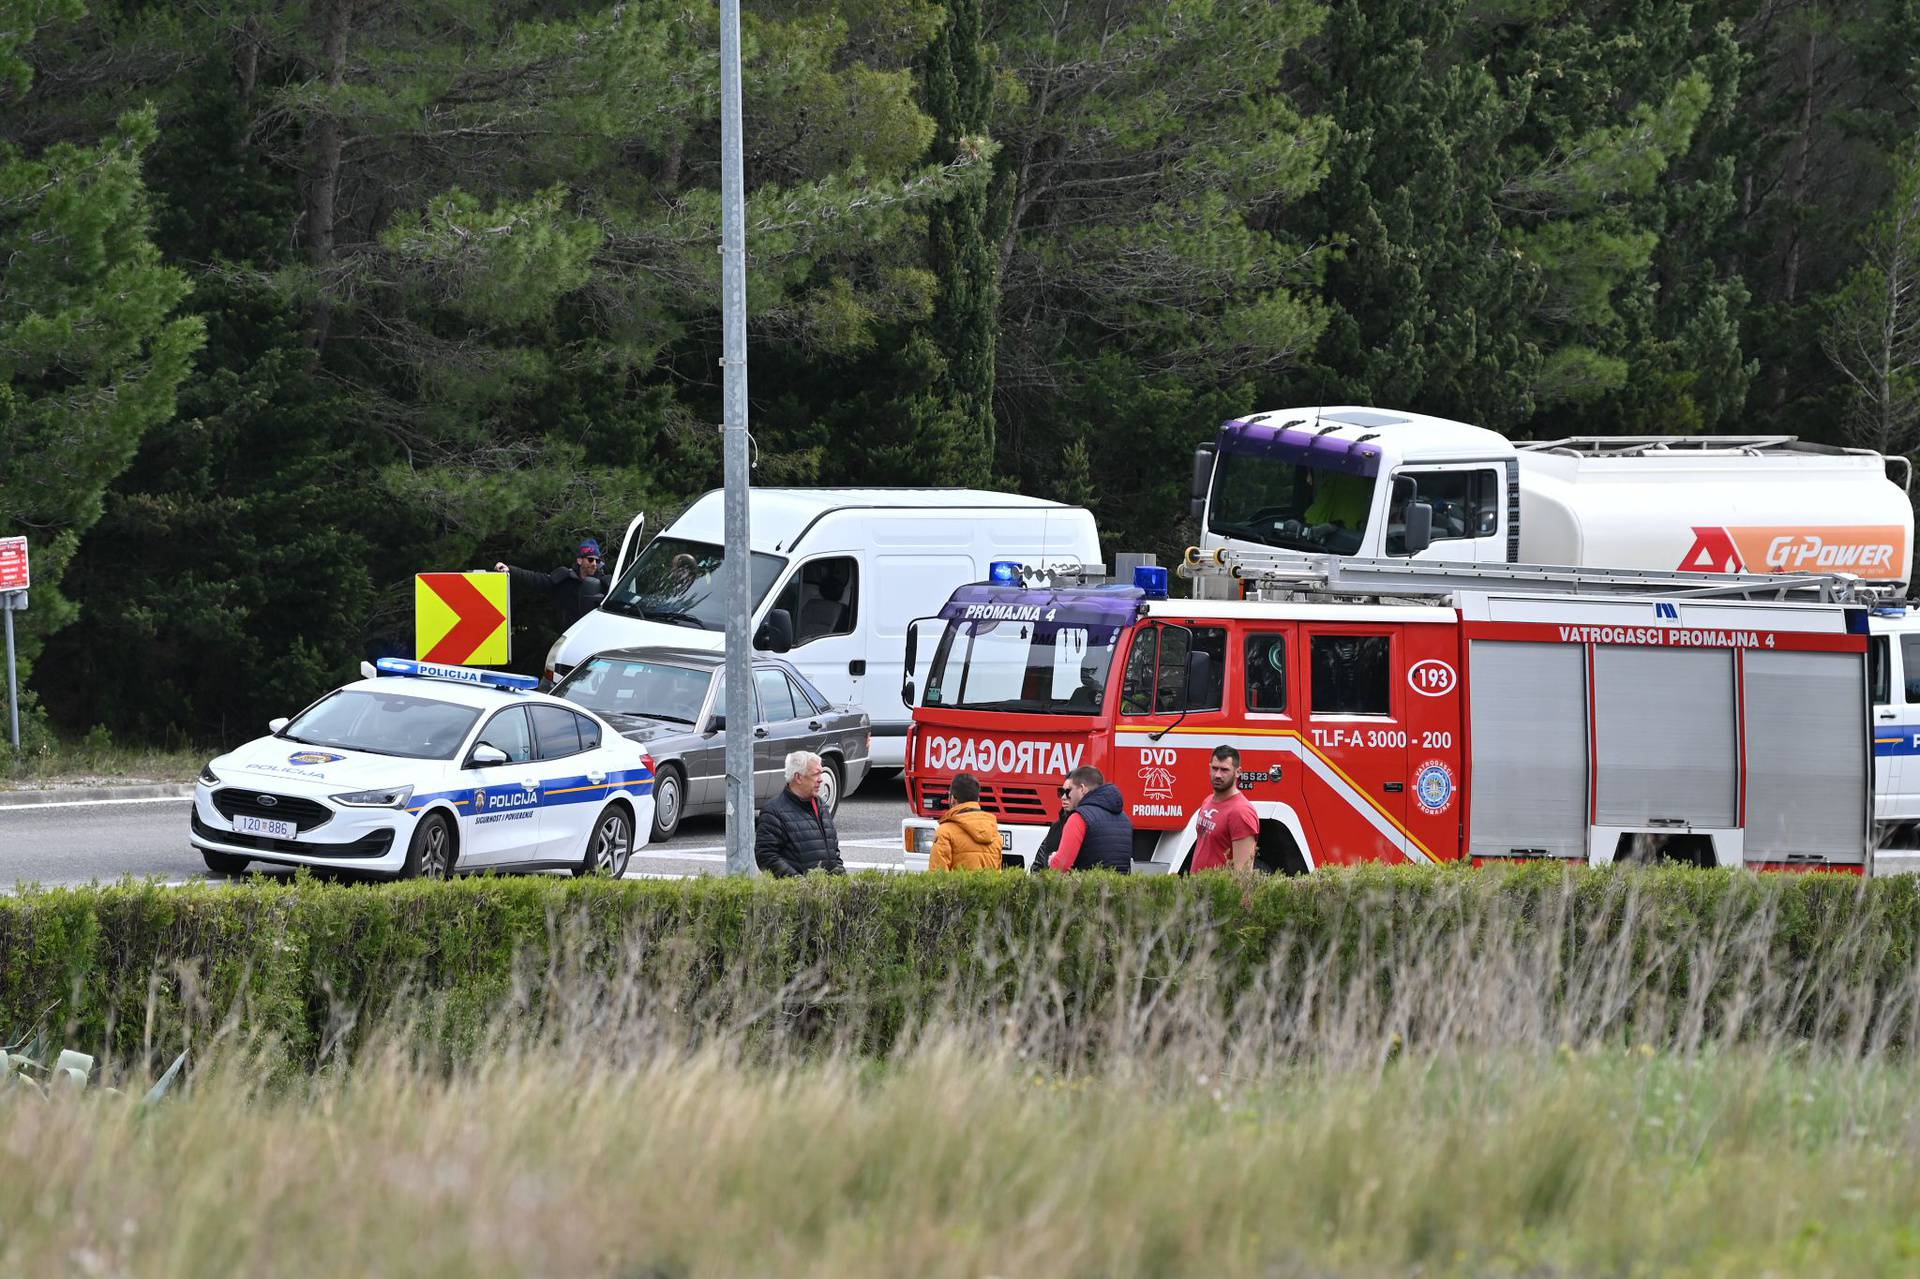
[718,0,756,875]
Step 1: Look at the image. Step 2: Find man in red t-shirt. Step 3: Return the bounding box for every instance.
[1189,744,1258,873]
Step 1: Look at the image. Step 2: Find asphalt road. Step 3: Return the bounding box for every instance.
[0,775,914,889]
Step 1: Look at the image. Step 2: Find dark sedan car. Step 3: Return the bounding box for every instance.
[551,647,869,841]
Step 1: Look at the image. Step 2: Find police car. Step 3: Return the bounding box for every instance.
[190,659,656,879]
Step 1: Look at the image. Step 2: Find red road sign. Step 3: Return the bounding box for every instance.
[0,538,27,592]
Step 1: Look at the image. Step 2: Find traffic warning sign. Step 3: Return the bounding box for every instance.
[415,572,510,665]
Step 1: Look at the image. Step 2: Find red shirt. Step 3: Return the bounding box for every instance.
[1191,790,1258,872]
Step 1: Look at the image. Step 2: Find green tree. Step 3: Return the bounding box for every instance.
[1821,141,1920,457]
[0,0,202,719]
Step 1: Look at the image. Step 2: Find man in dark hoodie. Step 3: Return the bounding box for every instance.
[1043,765,1132,873]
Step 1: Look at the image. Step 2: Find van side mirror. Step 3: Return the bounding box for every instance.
[268,717,290,735]
[754,608,793,653]
[1190,444,1216,522]
[469,744,509,767]
[902,617,928,706]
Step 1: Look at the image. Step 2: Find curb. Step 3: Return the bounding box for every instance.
[0,783,196,807]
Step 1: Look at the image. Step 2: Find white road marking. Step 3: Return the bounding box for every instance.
[0,795,193,813]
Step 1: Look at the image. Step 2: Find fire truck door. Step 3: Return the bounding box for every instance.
[1301,626,1413,863]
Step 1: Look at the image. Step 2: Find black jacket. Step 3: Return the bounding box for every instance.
[505,564,606,627]
[1063,782,1132,873]
[755,785,847,877]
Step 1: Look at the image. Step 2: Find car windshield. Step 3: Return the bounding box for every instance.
[1208,450,1375,555]
[923,603,1126,716]
[599,536,787,631]
[555,657,712,726]
[281,690,481,760]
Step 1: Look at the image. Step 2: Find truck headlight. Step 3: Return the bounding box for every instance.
[904,825,936,857]
[330,785,414,809]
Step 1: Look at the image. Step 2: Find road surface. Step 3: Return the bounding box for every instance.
[0,776,914,889]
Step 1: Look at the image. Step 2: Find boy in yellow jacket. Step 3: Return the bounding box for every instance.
[930,772,1004,871]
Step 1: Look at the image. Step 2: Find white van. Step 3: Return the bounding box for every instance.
[544,488,1102,768]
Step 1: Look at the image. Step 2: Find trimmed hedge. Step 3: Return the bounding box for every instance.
[4,865,1919,1069]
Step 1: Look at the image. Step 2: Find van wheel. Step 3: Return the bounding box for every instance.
[650,764,685,842]
[201,850,250,876]
[577,804,634,878]
[817,757,843,815]
[401,813,454,880]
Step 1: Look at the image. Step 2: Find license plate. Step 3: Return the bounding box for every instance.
[234,814,296,840]
[1000,830,1012,851]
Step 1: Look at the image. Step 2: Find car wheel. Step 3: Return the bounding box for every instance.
[650,764,685,842]
[401,812,454,880]
[817,756,843,816]
[578,803,634,878]
[201,850,250,876]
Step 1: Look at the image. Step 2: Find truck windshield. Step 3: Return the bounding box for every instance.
[1208,451,1375,555]
[922,594,1132,716]
[600,536,787,632]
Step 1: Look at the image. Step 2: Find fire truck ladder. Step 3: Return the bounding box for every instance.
[1180,548,1880,605]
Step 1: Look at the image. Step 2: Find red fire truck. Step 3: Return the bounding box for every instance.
[900,555,1875,874]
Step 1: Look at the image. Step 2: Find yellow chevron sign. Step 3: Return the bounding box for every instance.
[414,572,510,665]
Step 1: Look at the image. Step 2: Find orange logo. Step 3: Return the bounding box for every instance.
[1679,525,1906,577]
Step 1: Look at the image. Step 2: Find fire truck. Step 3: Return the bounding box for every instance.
[900,555,1876,875]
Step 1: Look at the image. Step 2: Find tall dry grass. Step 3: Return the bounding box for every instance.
[7,869,1920,1275]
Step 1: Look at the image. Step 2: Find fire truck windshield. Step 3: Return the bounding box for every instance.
[1208,450,1376,555]
[922,590,1137,716]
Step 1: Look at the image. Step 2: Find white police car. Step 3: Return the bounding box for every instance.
[190,659,656,879]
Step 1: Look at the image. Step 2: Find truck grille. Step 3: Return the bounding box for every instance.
[920,781,1051,820]
[211,789,332,833]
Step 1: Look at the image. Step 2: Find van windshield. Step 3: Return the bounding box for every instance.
[922,589,1136,716]
[600,537,787,632]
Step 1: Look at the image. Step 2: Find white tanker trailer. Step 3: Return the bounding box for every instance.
[1188,406,1914,597]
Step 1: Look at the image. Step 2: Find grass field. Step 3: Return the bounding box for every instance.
[5,869,1920,1275]
[4,1039,1918,1276]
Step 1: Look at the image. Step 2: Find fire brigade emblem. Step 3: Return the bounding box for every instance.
[1137,762,1178,800]
[1414,760,1455,815]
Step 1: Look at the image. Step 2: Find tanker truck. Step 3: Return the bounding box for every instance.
[1187,407,1915,598]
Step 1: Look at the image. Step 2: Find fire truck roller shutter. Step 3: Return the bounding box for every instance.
[1593,646,1738,829]
[1468,641,1589,860]
[1741,649,1870,863]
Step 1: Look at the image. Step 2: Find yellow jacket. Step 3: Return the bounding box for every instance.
[930,802,1003,871]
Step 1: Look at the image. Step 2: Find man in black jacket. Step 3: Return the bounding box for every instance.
[755,750,847,877]
[493,537,608,629]
[1043,766,1132,872]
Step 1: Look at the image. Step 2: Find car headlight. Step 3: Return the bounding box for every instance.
[330,785,415,808]
[199,762,220,785]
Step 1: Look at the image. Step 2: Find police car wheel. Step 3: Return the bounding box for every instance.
[576,804,634,878]
[201,850,250,876]
[650,765,684,842]
[402,813,454,880]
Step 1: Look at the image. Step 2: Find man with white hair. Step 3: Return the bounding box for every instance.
[754,750,847,877]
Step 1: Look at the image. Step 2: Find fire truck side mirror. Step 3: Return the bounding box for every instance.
[1403,500,1433,555]
[1190,445,1216,522]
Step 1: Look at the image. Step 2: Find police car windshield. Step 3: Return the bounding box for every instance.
[601,537,787,631]
[922,607,1123,716]
[555,657,710,725]
[282,690,482,760]
[1208,451,1372,555]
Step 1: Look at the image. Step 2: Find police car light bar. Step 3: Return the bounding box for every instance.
[373,657,539,691]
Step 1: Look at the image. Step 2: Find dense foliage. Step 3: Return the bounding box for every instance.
[3,865,1918,1070]
[1,0,1916,741]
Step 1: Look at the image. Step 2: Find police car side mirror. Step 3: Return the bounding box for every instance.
[268,717,290,735]
[469,744,510,767]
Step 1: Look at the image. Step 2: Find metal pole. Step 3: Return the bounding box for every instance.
[3,601,17,750]
[719,0,756,875]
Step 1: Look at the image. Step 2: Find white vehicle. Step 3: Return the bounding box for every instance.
[1189,406,1914,595]
[190,659,656,879]
[1867,606,1920,856]
[546,488,1103,768]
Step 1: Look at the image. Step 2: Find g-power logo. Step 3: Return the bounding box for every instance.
[1679,525,1906,576]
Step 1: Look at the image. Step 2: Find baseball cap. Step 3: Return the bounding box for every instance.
[577,538,602,557]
